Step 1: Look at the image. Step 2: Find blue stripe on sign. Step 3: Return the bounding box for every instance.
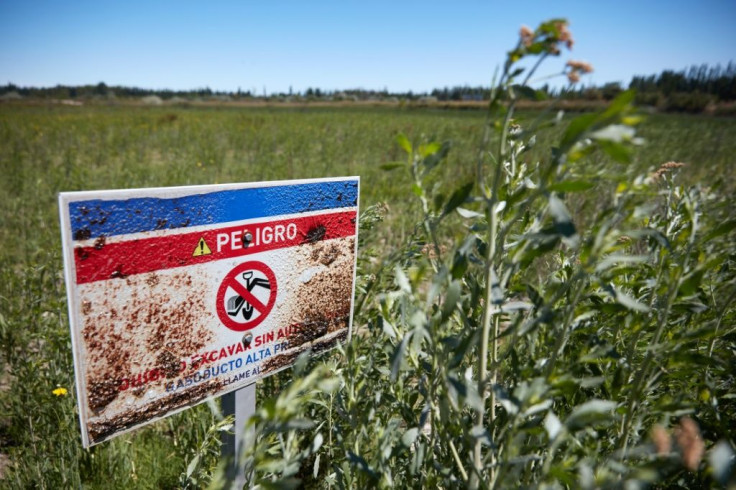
[69,179,359,240]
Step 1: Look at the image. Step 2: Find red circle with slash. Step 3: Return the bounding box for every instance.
[216,261,278,331]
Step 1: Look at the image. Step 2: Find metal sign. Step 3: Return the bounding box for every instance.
[58,177,360,447]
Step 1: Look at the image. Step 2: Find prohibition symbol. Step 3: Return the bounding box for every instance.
[216,261,277,331]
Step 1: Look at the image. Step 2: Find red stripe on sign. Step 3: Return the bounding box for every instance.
[74,210,357,284]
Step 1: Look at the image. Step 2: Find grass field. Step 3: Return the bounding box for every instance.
[0,103,734,488]
[3,104,734,246]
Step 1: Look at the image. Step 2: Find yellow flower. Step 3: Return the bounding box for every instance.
[53,387,68,396]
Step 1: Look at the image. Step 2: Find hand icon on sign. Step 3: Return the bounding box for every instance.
[226,271,271,320]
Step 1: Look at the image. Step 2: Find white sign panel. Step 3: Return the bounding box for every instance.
[59,177,359,446]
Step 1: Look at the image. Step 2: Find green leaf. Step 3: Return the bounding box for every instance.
[548,195,572,224]
[493,384,519,415]
[381,317,397,339]
[548,180,594,193]
[396,133,412,155]
[441,280,462,320]
[526,42,546,55]
[616,291,649,312]
[470,426,492,446]
[283,418,316,431]
[347,451,379,480]
[627,228,672,251]
[565,399,617,430]
[522,399,552,417]
[456,207,483,219]
[600,89,636,119]
[451,253,468,280]
[603,284,650,312]
[390,332,412,382]
[313,454,321,479]
[544,411,562,439]
[567,141,596,163]
[500,301,532,313]
[590,124,636,143]
[395,266,411,292]
[447,374,484,412]
[490,269,504,305]
[597,139,632,163]
[311,432,324,453]
[442,181,474,217]
[451,235,477,279]
[560,113,598,148]
[293,350,311,375]
[186,454,200,478]
[420,140,451,175]
[559,91,636,151]
[673,300,708,314]
[548,195,579,245]
[594,254,649,273]
[708,441,735,487]
[379,161,406,171]
[678,269,705,296]
[509,67,525,78]
[401,428,419,446]
[549,467,577,486]
[259,477,303,490]
[419,141,442,158]
[704,219,736,241]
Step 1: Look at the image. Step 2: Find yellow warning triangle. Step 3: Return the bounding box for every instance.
[193,237,212,256]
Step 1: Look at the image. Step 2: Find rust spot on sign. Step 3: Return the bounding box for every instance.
[304,224,326,243]
[93,235,106,250]
[81,271,214,420]
[74,228,92,241]
[110,266,127,279]
[260,237,354,375]
[76,247,90,261]
[262,329,348,374]
[88,380,223,442]
[88,379,120,413]
[156,350,181,379]
[311,242,339,265]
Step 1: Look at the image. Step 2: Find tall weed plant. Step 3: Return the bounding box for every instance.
[237,20,736,489]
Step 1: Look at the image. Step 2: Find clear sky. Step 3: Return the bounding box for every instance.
[1,0,734,94]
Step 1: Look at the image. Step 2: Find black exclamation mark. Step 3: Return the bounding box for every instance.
[200,239,204,254]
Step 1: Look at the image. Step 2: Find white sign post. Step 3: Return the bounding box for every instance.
[221,383,256,488]
[58,176,359,467]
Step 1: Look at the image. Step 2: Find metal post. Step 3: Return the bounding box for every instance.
[222,383,256,489]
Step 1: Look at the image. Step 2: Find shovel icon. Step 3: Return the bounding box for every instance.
[227,271,270,320]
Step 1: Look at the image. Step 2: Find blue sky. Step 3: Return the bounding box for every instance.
[1,0,734,94]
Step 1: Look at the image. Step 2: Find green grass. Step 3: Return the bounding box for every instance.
[0,103,734,488]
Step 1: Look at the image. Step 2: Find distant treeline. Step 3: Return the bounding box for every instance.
[427,63,736,113]
[630,63,736,100]
[626,63,736,112]
[2,63,735,113]
[0,82,234,100]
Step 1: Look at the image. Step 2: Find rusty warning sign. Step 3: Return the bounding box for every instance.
[58,177,359,447]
